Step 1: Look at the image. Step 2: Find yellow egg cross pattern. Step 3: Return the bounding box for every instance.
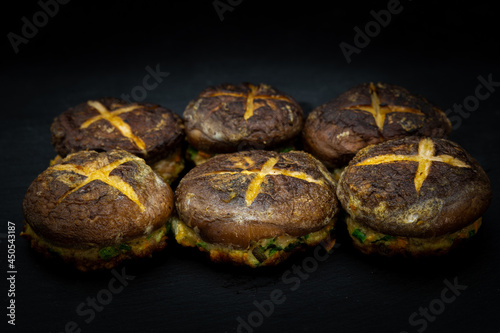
[347,82,425,132]
[353,138,470,194]
[51,157,146,211]
[202,84,294,120]
[198,156,325,206]
[81,101,147,152]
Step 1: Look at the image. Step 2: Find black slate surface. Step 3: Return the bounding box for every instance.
[2,1,499,333]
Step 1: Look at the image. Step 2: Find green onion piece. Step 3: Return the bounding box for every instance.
[196,242,208,250]
[99,246,120,260]
[186,146,198,160]
[278,146,294,153]
[119,243,131,252]
[352,229,367,243]
[284,242,300,252]
[266,244,283,256]
[165,222,172,235]
[268,248,279,256]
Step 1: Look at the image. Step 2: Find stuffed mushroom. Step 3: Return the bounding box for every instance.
[337,136,492,257]
[303,82,452,177]
[173,150,340,267]
[22,149,174,271]
[183,82,304,165]
[51,97,185,184]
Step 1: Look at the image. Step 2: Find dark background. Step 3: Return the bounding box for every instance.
[2,1,499,332]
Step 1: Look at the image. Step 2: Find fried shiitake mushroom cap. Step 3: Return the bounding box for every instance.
[22,149,174,270]
[337,136,491,256]
[174,150,340,266]
[183,83,304,154]
[303,82,452,168]
[51,97,185,183]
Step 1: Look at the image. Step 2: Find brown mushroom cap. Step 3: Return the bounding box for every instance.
[23,149,174,248]
[303,82,452,168]
[337,136,492,238]
[175,150,340,249]
[183,83,304,153]
[51,97,185,164]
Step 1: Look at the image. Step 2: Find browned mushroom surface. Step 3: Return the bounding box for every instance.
[303,82,452,168]
[183,83,304,156]
[174,150,340,266]
[51,97,185,183]
[22,149,174,271]
[337,136,492,256]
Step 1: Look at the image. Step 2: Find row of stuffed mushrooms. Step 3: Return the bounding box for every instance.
[22,82,492,271]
